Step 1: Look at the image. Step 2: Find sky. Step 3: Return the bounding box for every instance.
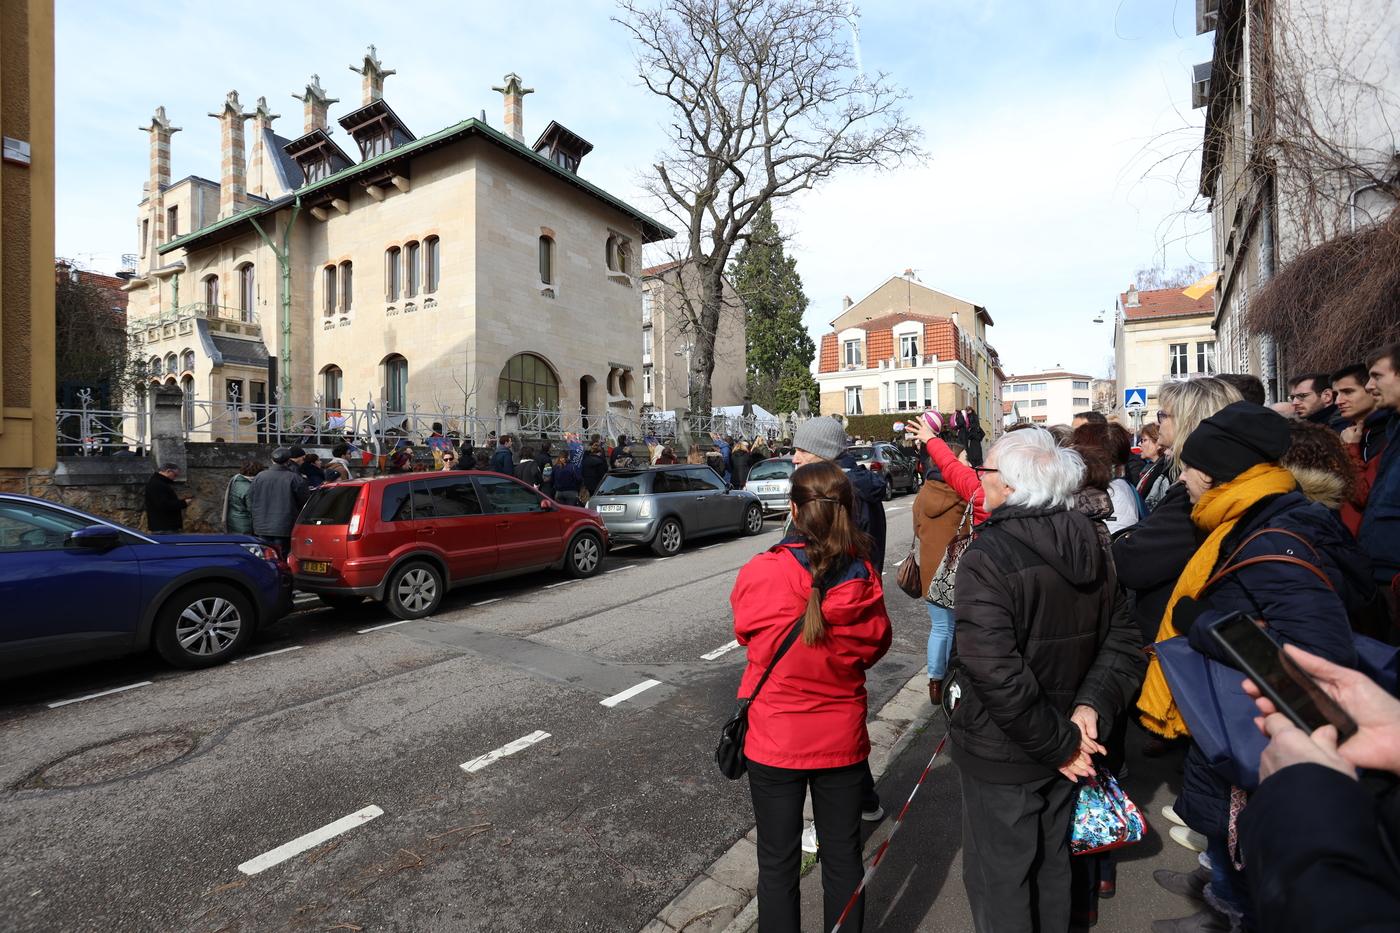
[54,0,1215,380]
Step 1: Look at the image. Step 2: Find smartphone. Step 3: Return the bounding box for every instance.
[1208,612,1357,740]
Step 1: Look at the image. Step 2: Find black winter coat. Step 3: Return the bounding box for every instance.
[581,453,608,495]
[1112,481,1203,644]
[835,453,888,573]
[144,472,187,532]
[730,450,752,489]
[949,504,1145,784]
[1242,764,1400,933]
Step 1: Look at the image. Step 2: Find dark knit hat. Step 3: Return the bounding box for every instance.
[1179,401,1291,482]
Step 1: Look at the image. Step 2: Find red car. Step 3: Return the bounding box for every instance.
[289,471,609,619]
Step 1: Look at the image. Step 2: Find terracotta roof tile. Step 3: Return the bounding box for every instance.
[1119,285,1215,321]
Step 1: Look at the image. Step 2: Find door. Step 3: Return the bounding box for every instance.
[881,445,911,488]
[419,476,497,582]
[0,500,144,669]
[474,475,563,570]
[684,466,734,534]
[650,470,696,533]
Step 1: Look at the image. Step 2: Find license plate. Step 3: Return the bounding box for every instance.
[596,504,625,513]
[301,560,330,574]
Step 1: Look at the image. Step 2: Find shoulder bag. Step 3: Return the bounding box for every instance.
[716,616,804,780]
[895,544,923,599]
[926,498,976,607]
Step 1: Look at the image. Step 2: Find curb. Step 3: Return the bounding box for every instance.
[637,667,936,933]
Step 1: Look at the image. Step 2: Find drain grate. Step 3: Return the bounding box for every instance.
[22,730,198,789]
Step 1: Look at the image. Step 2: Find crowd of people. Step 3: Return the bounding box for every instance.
[727,343,1400,933]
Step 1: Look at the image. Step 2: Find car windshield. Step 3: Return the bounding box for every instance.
[300,486,362,526]
[848,447,874,462]
[596,473,646,496]
[747,460,792,481]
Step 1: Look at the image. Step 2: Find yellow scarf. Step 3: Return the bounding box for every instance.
[1136,463,1297,737]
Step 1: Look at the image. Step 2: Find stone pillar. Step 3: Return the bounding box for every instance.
[491,73,534,142]
[149,386,188,474]
[246,96,280,200]
[350,45,395,105]
[139,106,181,242]
[673,406,693,451]
[294,74,338,134]
[209,90,252,220]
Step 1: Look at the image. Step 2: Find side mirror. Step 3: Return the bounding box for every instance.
[67,525,122,552]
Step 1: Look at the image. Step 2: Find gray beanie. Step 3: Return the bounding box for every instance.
[792,417,848,461]
[271,446,292,464]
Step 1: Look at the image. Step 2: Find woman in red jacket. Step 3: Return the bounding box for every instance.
[733,460,893,933]
[912,416,989,523]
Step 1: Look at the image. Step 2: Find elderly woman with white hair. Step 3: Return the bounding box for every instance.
[947,428,1144,933]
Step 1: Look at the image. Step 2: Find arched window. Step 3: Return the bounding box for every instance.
[237,263,255,321]
[617,240,630,275]
[202,273,219,309]
[385,247,401,301]
[180,375,195,430]
[181,349,196,373]
[498,352,560,411]
[340,261,353,312]
[538,235,554,285]
[405,240,421,298]
[383,354,408,414]
[424,236,440,293]
[150,356,162,380]
[321,365,343,410]
[164,353,178,375]
[605,236,618,271]
[323,265,337,316]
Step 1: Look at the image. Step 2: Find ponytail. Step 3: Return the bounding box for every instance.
[788,461,871,647]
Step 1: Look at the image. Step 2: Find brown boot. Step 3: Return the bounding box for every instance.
[928,679,942,705]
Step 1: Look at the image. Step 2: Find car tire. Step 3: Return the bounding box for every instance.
[651,517,684,556]
[384,560,444,620]
[153,583,255,669]
[883,479,894,501]
[565,532,604,577]
[742,503,764,536]
[318,593,366,611]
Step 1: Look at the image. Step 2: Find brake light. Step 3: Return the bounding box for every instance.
[347,487,367,540]
[869,460,883,471]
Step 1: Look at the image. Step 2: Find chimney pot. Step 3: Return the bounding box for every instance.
[209,90,253,219]
[842,295,853,310]
[492,72,534,143]
[350,45,396,106]
[294,74,339,135]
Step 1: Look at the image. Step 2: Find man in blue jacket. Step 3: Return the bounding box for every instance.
[489,434,515,476]
[1359,344,1400,596]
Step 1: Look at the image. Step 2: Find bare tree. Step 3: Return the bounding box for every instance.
[617,0,922,414]
[1132,262,1207,290]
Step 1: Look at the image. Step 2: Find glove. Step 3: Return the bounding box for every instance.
[1172,596,1206,635]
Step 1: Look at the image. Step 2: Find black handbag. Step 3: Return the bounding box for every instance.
[715,616,804,780]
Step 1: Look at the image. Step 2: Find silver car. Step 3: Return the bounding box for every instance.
[589,465,766,556]
[744,457,795,514]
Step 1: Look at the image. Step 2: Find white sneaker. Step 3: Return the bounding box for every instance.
[1162,804,1187,827]
[861,806,885,822]
[800,825,819,854]
[1170,825,1208,853]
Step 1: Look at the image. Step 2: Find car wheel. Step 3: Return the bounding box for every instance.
[153,583,254,669]
[318,593,366,611]
[651,517,684,556]
[883,479,894,501]
[384,561,444,620]
[742,503,764,536]
[565,532,604,577]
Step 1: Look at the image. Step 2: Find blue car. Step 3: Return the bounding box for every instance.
[0,493,290,677]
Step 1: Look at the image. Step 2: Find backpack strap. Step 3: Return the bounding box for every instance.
[1216,526,1320,573]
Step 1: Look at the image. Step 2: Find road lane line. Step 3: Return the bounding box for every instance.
[543,579,579,589]
[233,645,303,663]
[237,805,384,875]
[603,566,635,574]
[697,544,720,551]
[471,598,502,607]
[357,620,412,634]
[600,679,663,707]
[701,640,741,660]
[460,730,551,773]
[47,681,152,709]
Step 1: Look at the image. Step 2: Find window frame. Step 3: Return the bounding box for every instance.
[383,354,408,414]
[845,386,864,415]
[322,365,343,411]
[843,339,863,367]
[202,273,219,309]
[340,261,353,312]
[474,474,548,514]
[404,241,421,299]
[898,334,919,361]
[323,265,337,316]
[385,246,401,301]
[1169,343,1189,377]
[1196,340,1216,375]
[237,263,255,320]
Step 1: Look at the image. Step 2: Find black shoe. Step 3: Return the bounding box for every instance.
[1153,868,1208,901]
[1150,908,1230,933]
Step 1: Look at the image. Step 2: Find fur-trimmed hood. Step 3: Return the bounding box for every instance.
[1288,465,1348,510]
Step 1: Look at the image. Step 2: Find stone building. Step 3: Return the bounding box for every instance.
[1111,281,1217,417]
[639,260,747,412]
[124,50,672,442]
[815,274,996,425]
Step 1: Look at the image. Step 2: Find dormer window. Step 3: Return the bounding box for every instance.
[339,98,415,163]
[283,131,353,188]
[532,121,594,174]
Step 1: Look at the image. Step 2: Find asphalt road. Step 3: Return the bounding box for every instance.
[0,497,932,932]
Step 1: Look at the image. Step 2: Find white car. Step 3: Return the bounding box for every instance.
[744,457,795,514]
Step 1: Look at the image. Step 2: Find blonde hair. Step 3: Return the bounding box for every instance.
[1159,377,1242,479]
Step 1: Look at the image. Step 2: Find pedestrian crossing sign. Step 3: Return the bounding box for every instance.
[1124,387,1147,410]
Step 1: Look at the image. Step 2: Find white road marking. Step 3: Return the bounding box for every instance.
[654,557,672,562]
[357,619,411,634]
[603,566,635,574]
[701,640,741,660]
[233,645,303,663]
[47,681,152,709]
[460,730,551,773]
[697,544,720,551]
[543,579,578,589]
[471,598,502,607]
[600,679,663,707]
[237,805,383,875]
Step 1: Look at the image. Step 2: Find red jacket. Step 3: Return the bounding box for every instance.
[925,438,989,523]
[732,540,893,770]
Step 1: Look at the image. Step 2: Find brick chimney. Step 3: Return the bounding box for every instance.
[294,74,338,135]
[139,106,181,241]
[210,90,253,219]
[246,96,280,200]
[350,45,395,105]
[492,73,534,143]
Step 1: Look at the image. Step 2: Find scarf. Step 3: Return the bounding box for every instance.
[1136,463,1297,737]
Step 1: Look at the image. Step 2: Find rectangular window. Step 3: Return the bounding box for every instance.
[1169,343,1188,377]
[425,237,439,293]
[1073,397,1091,407]
[843,340,863,367]
[1029,382,1047,392]
[643,367,654,403]
[899,334,918,360]
[1072,380,1090,390]
[405,242,421,298]
[1012,384,1029,393]
[477,475,547,513]
[341,263,353,311]
[423,477,483,517]
[895,380,918,410]
[923,379,934,408]
[845,386,864,415]
[166,206,178,240]
[641,290,653,324]
[642,329,653,358]
[324,266,336,316]
[1197,341,1217,374]
[684,467,725,492]
[1030,399,1048,408]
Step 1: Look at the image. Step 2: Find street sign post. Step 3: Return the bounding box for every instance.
[1123,387,1147,410]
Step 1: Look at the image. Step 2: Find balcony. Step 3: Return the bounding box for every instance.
[135,303,260,341]
[877,355,938,370]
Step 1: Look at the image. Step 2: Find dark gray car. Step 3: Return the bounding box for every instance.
[588,465,765,556]
[848,443,921,499]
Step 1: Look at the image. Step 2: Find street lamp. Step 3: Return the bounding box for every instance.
[1092,310,1105,324]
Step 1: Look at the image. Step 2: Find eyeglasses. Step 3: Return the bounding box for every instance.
[973,466,1000,477]
[1287,392,1315,402]
[1156,410,1173,424]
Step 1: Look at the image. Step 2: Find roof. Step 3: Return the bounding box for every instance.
[159,117,674,255]
[202,325,272,367]
[532,120,594,159]
[834,274,994,327]
[850,311,944,333]
[642,259,684,277]
[264,129,306,192]
[1005,370,1094,382]
[1118,284,1216,322]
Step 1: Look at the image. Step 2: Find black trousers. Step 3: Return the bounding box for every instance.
[959,768,1076,933]
[748,759,866,933]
